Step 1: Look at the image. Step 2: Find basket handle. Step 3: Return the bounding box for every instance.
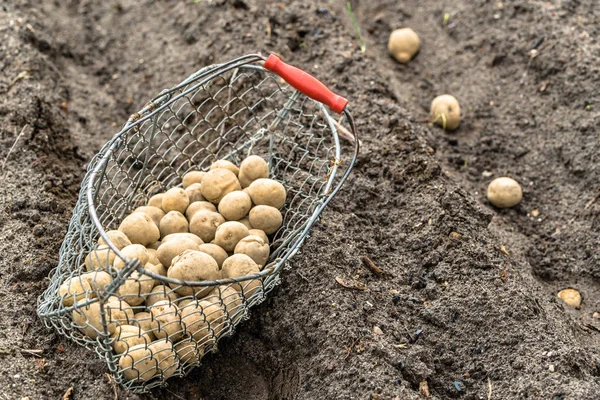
[264,54,348,114]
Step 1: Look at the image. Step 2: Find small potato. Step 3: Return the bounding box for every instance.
[116,271,154,306]
[146,249,160,265]
[159,211,189,238]
[185,201,217,220]
[238,155,269,188]
[98,230,132,250]
[157,237,199,267]
[133,206,165,227]
[239,217,252,230]
[174,336,204,364]
[217,285,244,324]
[148,193,165,209]
[213,221,249,252]
[182,171,206,189]
[184,183,205,203]
[221,254,262,299]
[248,205,283,235]
[114,244,150,270]
[210,159,239,176]
[234,235,270,267]
[388,28,420,64]
[162,232,204,246]
[59,276,92,307]
[118,344,157,382]
[132,312,155,340]
[248,229,269,244]
[150,300,183,341]
[487,177,522,208]
[218,191,252,221]
[119,212,160,246]
[72,296,134,339]
[85,246,116,271]
[247,178,286,209]
[111,325,152,354]
[148,340,178,378]
[197,244,229,268]
[189,210,225,242]
[200,168,241,204]
[558,288,581,308]
[430,94,461,131]
[146,285,180,307]
[180,300,227,345]
[168,250,221,297]
[162,187,190,214]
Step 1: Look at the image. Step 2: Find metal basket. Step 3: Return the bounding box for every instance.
[37,53,358,393]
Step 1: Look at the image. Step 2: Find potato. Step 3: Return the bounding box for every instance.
[388,28,420,64]
[210,159,239,176]
[83,270,112,293]
[213,221,249,252]
[111,325,152,354]
[146,249,160,265]
[131,312,155,340]
[59,276,92,307]
[234,235,270,267]
[238,155,269,188]
[184,183,205,203]
[558,288,581,308]
[487,177,522,208]
[148,193,165,210]
[162,232,204,246]
[168,250,221,297]
[218,191,252,221]
[180,300,227,345]
[159,211,189,238]
[148,340,178,378]
[146,285,180,307]
[98,230,132,250]
[248,205,283,235]
[221,254,262,299]
[147,241,161,250]
[161,187,190,214]
[248,229,269,244]
[72,296,134,339]
[174,336,203,364]
[116,271,154,306]
[85,246,116,271]
[118,344,157,382]
[185,201,217,220]
[200,168,241,204]
[182,170,206,189]
[150,300,183,341]
[119,212,160,246]
[197,244,229,268]
[133,206,165,228]
[218,285,244,324]
[157,237,199,267]
[114,244,149,270]
[247,179,286,209]
[189,210,225,242]
[239,217,252,230]
[431,94,461,131]
[144,263,167,287]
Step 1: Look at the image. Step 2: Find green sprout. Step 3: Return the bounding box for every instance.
[347,2,366,53]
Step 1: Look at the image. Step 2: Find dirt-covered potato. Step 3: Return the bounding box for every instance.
[180,300,227,344]
[118,212,160,246]
[167,250,221,297]
[131,312,155,340]
[157,237,199,267]
[218,191,252,221]
[247,178,286,209]
[85,246,116,271]
[238,155,269,188]
[200,168,241,204]
[430,94,461,131]
[148,193,165,210]
[239,217,252,230]
[248,229,269,244]
[114,244,150,270]
[111,325,152,354]
[182,171,206,189]
[98,230,131,250]
[116,271,154,306]
[174,335,203,364]
[159,211,189,238]
[234,235,270,267]
[162,232,204,246]
[197,244,229,268]
[189,210,225,242]
[118,344,156,382]
[213,221,249,252]
[388,27,420,64]
[558,288,581,308]
[133,206,165,228]
[161,187,190,214]
[72,296,134,339]
[218,285,244,323]
[248,205,282,235]
[210,159,239,176]
[487,177,522,208]
[221,254,262,298]
[184,183,205,203]
[150,300,183,341]
[146,284,180,307]
[185,201,217,220]
[148,340,178,378]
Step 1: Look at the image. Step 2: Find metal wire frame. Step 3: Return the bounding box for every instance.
[37,53,359,393]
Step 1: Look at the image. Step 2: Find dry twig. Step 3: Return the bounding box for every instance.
[2,124,28,172]
[362,256,385,276]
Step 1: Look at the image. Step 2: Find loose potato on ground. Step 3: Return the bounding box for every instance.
[161,187,190,214]
[132,312,155,340]
[197,244,229,268]
[487,177,522,208]
[119,212,160,246]
[388,27,420,64]
[185,201,217,220]
[238,155,269,188]
[85,246,116,271]
[221,254,262,299]
[180,300,227,344]
[162,232,204,246]
[430,94,461,131]
[174,336,204,364]
[239,217,252,230]
[234,235,270,267]
[150,300,183,341]
[189,210,225,242]
[213,221,249,252]
[248,205,283,235]
[247,178,286,209]
[218,191,252,221]
[184,183,205,203]
[200,168,241,204]
[558,288,581,308]
[146,284,180,307]
[114,244,150,270]
[98,230,132,250]
[133,206,165,227]
[116,271,154,306]
[159,211,189,238]
[72,296,134,339]
[111,325,152,354]
[148,193,165,210]
[210,159,239,176]
[148,340,178,378]
[182,171,206,189]
[248,229,269,244]
[118,344,157,382]
[157,237,199,267]
[167,250,221,297]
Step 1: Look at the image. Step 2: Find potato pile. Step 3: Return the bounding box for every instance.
[60,155,286,383]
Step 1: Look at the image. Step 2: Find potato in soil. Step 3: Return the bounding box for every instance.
[248,205,283,235]
[487,177,522,208]
[430,94,461,131]
[167,250,221,297]
[388,27,420,64]
[162,187,190,214]
[213,221,250,252]
[238,155,269,188]
[159,211,189,238]
[118,212,160,246]
[200,168,241,203]
[247,178,286,209]
[189,210,225,242]
[218,190,252,221]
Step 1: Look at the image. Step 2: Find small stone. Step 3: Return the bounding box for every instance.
[531,209,540,217]
[592,312,600,319]
[549,365,555,372]
[482,170,493,178]
[373,326,384,335]
[449,231,462,240]
[419,380,430,397]
[557,288,581,308]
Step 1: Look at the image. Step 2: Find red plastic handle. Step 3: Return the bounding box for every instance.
[264,54,348,114]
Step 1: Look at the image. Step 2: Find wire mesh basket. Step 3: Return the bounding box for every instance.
[37,53,358,393]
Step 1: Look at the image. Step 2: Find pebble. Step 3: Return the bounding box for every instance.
[549,365,555,372]
[373,326,384,335]
[592,312,600,319]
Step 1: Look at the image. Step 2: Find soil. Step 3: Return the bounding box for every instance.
[0,0,598,399]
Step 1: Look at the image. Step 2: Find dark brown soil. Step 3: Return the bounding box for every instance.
[1,0,598,399]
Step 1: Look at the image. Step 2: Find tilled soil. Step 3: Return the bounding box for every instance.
[0,0,598,399]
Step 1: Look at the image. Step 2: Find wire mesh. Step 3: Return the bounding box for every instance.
[37,54,358,393]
